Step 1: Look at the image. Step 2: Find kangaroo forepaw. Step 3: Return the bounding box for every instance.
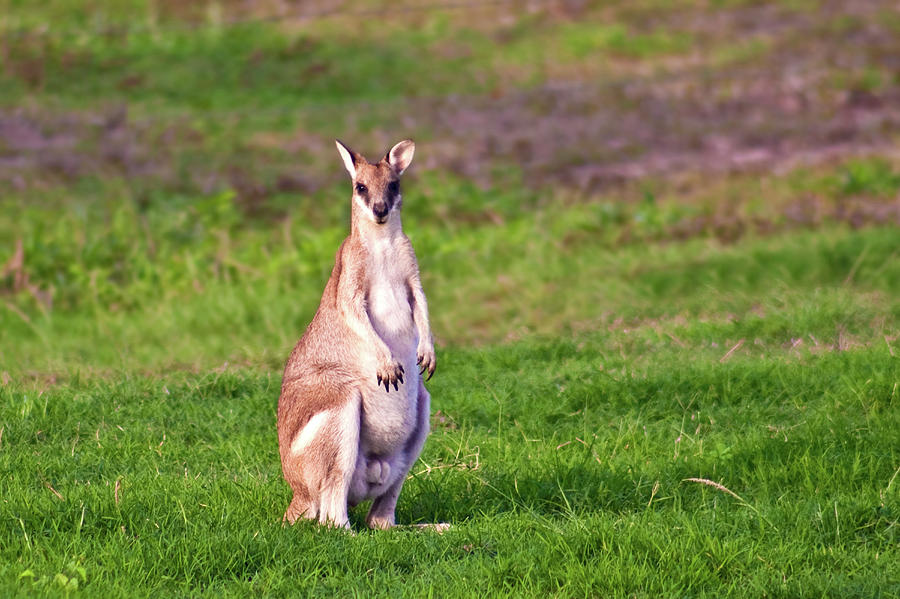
[376,360,404,392]
[416,347,436,381]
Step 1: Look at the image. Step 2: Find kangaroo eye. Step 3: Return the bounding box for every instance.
[355,183,367,194]
[388,181,399,195]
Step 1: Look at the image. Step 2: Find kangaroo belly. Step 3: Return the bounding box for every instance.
[359,277,419,456]
[353,354,420,501]
[359,353,419,454]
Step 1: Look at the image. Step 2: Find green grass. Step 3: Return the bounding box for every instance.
[2,0,900,596]
[2,340,898,596]
[3,209,898,375]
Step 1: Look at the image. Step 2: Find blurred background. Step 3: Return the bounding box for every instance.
[1,0,899,378]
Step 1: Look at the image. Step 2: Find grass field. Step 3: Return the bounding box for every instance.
[2,0,899,596]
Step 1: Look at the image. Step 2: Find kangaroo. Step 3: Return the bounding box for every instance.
[277,139,436,530]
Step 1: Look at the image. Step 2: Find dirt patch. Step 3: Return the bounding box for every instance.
[410,1,900,189]
[0,106,177,190]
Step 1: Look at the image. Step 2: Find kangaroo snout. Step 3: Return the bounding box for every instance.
[373,201,389,221]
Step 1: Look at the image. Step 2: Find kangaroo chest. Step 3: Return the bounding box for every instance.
[359,237,420,455]
[365,240,416,352]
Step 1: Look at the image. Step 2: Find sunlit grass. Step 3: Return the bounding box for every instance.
[1,339,897,596]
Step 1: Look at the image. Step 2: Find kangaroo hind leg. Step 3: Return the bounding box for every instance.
[281,390,361,528]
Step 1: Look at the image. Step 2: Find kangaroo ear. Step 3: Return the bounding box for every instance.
[386,139,415,176]
[335,139,359,178]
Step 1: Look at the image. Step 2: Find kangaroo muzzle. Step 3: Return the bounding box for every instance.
[373,202,389,222]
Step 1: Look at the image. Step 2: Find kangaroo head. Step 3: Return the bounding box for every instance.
[335,139,415,226]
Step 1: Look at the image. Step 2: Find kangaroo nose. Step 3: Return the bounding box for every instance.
[373,202,389,219]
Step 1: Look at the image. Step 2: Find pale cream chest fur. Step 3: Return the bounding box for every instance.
[359,234,420,456]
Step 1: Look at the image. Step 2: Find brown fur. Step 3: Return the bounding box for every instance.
[276,139,436,529]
